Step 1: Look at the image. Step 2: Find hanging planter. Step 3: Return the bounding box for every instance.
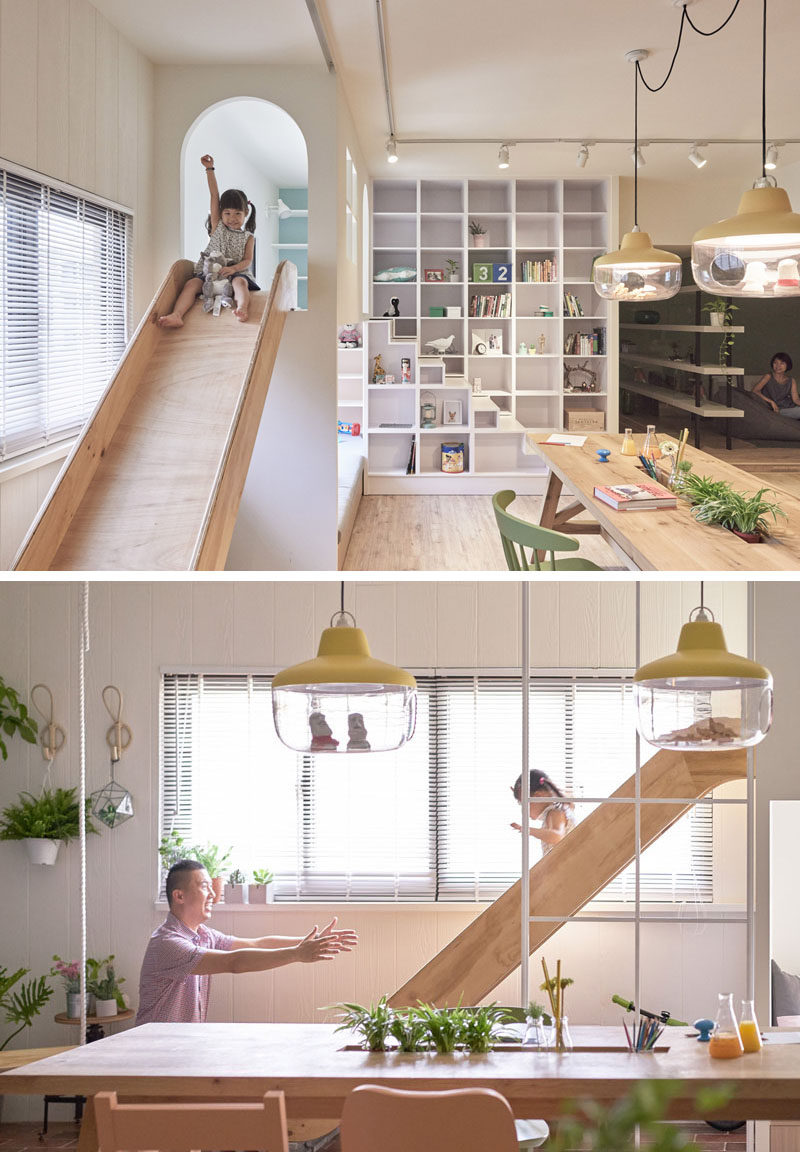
[24,837,62,866]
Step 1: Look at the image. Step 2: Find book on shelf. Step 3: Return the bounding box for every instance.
[593,482,677,511]
[469,292,512,318]
[405,436,416,475]
[519,258,557,283]
[563,327,606,356]
[562,292,584,317]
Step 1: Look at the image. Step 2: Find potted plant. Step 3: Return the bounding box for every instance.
[224,868,248,904]
[192,843,232,903]
[88,961,124,1017]
[248,867,274,903]
[51,955,84,1017]
[444,257,460,282]
[332,997,395,1052]
[469,219,488,248]
[0,675,38,761]
[692,485,786,543]
[0,787,96,865]
[158,828,191,869]
[1,964,53,1050]
[702,297,738,328]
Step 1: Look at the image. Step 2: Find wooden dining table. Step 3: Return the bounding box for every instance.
[526,432,800,571]
[4,1023,800,1150]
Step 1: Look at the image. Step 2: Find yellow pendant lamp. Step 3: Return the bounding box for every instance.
[593,50,682,303]
[633,595,772,751]
[271,590,417,754]
[692,0,800,297]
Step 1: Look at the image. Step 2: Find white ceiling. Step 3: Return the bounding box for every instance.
[91,0,800,182]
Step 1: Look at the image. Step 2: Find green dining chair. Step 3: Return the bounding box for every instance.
[492,490,603,572]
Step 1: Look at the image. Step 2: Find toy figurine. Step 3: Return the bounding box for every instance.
[538,333,547,355]
[383,297,400,317]
[347,713,370,751]
[372,353,386,384]
[309,711,338,751]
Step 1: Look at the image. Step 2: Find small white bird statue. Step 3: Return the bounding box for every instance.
[424,335,456,355]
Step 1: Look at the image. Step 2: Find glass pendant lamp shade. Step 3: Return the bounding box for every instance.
[593,229,682,301]
[633,610,772,750]
[692,183,800,297]
[272,613,417,753]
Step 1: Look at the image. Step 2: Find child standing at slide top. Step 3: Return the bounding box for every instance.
[511,769,575,855]
[159,155,259,328]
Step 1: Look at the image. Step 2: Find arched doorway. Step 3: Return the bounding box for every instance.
[182,98,308,307]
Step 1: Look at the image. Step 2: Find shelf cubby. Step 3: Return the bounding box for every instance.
[372,281,417,322]
[420,180,464,213]
[516,180,559,213]
[468,180,512,213]
[418,432,470,475]
[373,181,417,213]
[420,215,463,248]
[373,214,417,248]
[563,180,608,213]
[368,432,416,475]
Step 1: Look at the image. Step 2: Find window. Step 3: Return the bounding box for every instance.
[0,165,131,462]
[344,149,357,265]
[161,673,713,903]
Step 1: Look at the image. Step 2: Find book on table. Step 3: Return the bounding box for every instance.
[593,482,677,510]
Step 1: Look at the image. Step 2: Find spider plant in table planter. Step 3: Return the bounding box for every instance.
[457,1003,514,1053]
[692,486,786,543]
[331,996,395,1051]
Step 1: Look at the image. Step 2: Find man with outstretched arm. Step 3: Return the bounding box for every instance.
[137,858,358,1024]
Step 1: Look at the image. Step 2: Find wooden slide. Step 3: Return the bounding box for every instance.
[390,746,747,1008]
[12,260,297,571]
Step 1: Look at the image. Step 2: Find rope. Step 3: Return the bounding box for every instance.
[79,583,90,1045]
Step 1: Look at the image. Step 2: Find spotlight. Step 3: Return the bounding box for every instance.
[630,145,646,169]
[765,143,779,170]
[386,137,398,164]
[498,144,510,169]
[576,144,589,169]
[688,143,707,169]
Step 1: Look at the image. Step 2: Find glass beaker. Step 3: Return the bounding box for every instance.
[551,1015,573,1053]
[642,424,661,460]
[708,992,744,1059]
[621,428,638,456]
[523,1015,548,1048]
[739,999,762,1052]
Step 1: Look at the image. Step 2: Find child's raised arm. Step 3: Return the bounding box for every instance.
[201,154,220,231]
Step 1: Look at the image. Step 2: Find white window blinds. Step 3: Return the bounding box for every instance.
[161,673,712,903]
[0,166,131,461]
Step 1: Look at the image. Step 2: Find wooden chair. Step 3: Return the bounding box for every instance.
[94,1091,289,1152]
[493,489,603,571]
[341,1084,519,1152]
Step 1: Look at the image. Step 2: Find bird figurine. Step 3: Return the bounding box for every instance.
[424,335,456,355]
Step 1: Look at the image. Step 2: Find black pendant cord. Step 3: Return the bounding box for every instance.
[700,581,705,613]
[761,0,767,179]
[633,64,639,229]
[636,0,742,94]
[340,581,345,616]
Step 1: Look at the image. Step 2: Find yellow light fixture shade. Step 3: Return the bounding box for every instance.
[272,620,417,753]
[593,230,682,301]
[633,615,772,750]
[692,184,800,297]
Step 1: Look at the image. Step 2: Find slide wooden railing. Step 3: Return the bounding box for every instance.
[390,746,747,1007]
[12,260,297,571]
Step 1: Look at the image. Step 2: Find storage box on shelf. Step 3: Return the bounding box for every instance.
[368,178,617,492]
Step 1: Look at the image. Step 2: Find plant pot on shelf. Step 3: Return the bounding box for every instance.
[248,882,273,904]
[709,312,725,327]
[449,273,458,282]
[24,837,61,865]
[94,998,117,1017]
[472,235,487,248]
[66,992,88,1018]
[224,882,248,904]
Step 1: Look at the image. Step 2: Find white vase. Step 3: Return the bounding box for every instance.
[709,312,725,327]
[94,998,117,1017]
[24,837,61,865]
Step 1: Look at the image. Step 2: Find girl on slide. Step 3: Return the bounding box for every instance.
[511,769,575,855]
[159,155,259,328]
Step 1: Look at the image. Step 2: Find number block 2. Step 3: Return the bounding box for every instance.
[493,263,512,283]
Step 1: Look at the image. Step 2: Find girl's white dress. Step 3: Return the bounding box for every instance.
[538,802,575,855]
[194,222,255,282]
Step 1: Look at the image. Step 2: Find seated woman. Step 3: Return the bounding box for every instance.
[754,352,800,418]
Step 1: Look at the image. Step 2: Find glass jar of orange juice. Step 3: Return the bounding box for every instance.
[621,428,638,456]
[739,999,762,1052]
[708,993,744,1059]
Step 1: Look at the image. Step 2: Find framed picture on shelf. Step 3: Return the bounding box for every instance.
[442,399,463,426]
[424,268,445,282]
[472,328,503,356]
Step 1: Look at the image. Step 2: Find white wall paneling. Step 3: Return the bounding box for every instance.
[0,578,755,1121]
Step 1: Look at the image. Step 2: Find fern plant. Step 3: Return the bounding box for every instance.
[0,965,53,1050]
[0,675,38,761]
[0,787,96,842]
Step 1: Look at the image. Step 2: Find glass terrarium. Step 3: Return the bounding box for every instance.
[272,613,417,753]
[634,611,772,750]
[692,184,800,298]
[593,230,682,301]
[91,773,134,828]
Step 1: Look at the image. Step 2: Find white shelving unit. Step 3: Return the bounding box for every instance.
[337,343,365,431]
[367,178,618,493]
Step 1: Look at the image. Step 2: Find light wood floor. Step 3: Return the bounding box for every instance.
[342,424,800,571]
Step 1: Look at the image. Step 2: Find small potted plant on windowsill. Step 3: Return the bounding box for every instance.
[248,868,274,904]
[0,787,96,865]
[224,868,248,904]
[469,219,488,248]
[192,843,232,903]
